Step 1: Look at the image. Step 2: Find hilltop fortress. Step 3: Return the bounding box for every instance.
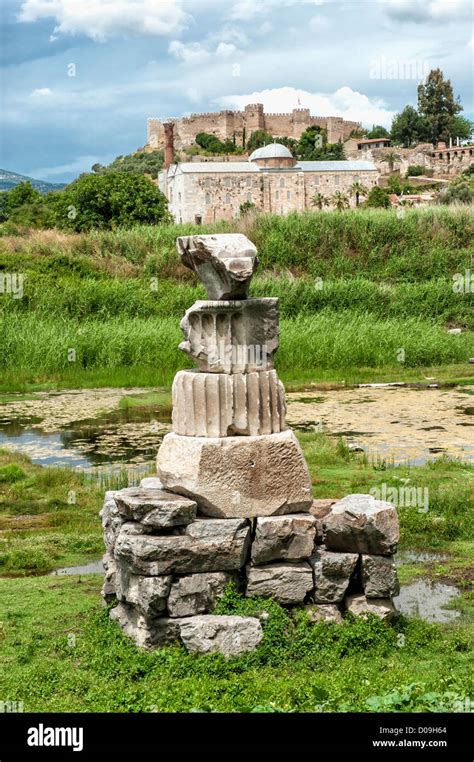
[147,103,361,151]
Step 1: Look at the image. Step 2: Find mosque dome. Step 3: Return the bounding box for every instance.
[249,143,294,162]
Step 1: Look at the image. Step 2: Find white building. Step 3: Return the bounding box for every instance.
[159,143,379,224]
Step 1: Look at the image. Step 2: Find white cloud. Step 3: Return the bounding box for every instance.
[228,0,316,21]
[169,40,210,64]
[169,39,240,64]
[218,86,395,128]
[384,0,472,24]
[216,42,237,58]
[18,0,189,42]
[31,87,53,96]
[309,15,330,30]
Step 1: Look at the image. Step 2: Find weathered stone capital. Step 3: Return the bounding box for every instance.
[177,234,258,300]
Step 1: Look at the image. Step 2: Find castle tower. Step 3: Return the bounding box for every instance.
[244,103,265,134]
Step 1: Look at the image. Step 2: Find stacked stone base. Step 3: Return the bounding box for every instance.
[101,485,400,656]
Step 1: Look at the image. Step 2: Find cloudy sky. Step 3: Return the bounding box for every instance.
[1,0,473,183]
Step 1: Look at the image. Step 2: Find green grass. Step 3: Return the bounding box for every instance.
[1,207,472,281]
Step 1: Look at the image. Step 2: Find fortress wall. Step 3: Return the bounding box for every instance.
[147,110,362,151]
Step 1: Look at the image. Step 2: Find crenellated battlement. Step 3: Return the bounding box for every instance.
[146,104,361,150]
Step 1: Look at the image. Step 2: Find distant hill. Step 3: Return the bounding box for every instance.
[0,169,66,194]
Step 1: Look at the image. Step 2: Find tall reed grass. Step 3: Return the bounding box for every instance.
[2,312,472,378]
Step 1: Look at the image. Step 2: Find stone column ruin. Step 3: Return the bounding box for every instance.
[101,234,400,657]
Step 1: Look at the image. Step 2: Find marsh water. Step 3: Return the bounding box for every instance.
[1,384,473,475]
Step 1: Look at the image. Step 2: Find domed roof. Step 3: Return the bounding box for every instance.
[249,142,294,161]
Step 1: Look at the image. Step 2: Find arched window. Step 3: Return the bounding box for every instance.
[205,178,211,189]
[225,192,231,204]
[205,193,211,205]
[334,176,340,186]
[225,177,232,188]
[275,190,280,200]
[287,190,291,200]
[280,177,285,188]
[246,176,252,187]
[247,192,252,203]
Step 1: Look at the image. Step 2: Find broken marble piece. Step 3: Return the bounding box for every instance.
[305,603,343,624]
[322,494,400,556]
[167,572,234,618]
[251,514,317,565]
[178,615,263,657]
[179,298,279,373]
[172,369,286,437]
[310,548,358,603]
[345,593,396,621]
[157,429,313,518]
[177,234,258,300]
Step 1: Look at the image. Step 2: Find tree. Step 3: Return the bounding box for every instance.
[349,181,368,207]
[239,201,256,215]
[331,191,349,211]
[366,125,390,139]
[92,151,164,177]
[382,151,401,172]
[52,172,171,231]
[440,181,473,205]
[0,181,44,223]
[297,126,326,159]
[365,186,390,208]
[417,68,462,145]
[390,106,430,147]
[311,192,329,210]
[246,130,274,152]
[296,127,344,161]
[451,115,473,142]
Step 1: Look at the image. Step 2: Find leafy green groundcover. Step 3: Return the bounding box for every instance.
[0,577,471,713]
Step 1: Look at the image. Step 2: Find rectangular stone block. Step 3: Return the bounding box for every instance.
[110,603,181,650]
[251,514,317,565]
[167,571,234,618]
[361,554,400,598]
[114,487,197,528]
[322,494,400,555]
[116,567,172,617]
[99,490,125,554]
[157,430,313,518]
[115,518,251,575]
[246,562,313,604]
